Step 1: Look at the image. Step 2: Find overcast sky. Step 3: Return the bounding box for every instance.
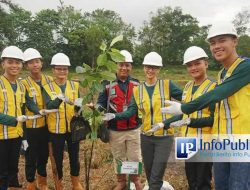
[14,0,250,30]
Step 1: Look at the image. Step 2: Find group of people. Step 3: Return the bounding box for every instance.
[102,21,250,190]
[0,21,249,190]
[0,48,84,190]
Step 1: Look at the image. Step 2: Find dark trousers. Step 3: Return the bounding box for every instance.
[49,132,80,180]
[185,161,212,190]
[0,137,22,189]
[25,127,49,182]
[141,134,173,190]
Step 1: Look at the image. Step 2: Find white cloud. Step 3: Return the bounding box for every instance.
[14,0,250,29]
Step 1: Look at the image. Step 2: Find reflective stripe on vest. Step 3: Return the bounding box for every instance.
[106,80,139,130]
[45,81,78,134]
[0,79,8,139]
[216,58,242,135]
[47,82,60,133]
[182,79,216,138]
[135,79,172,136]
[0,76,25,139]
[22,75,52,128]
[26,77,37,128]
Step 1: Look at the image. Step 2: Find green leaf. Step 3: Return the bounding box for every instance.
[82,93,92,104]
[110,35,123,47]
[108,51,125,63]
[97,53,107,66]
[83,63,92,71]
[93,81,104,92]
[100,41,107,51]
[80,79,88,88]
[105,60,118,72]
[100,71,117,81]
[110,48,120,53]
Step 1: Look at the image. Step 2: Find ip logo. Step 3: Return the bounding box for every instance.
[175,137,198,160]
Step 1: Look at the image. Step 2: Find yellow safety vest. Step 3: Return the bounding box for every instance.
[212,57,250,136]
[21,75,53,128]
[43,80,79,134]
[133,80,173,136]
[182,79,216,138]
[0,75,25,139]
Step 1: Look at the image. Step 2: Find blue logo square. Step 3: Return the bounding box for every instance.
[176,137,198,160]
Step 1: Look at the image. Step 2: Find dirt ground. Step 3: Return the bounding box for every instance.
[18,140,214,190]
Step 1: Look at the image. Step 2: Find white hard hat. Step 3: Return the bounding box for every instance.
[142,52,162,67]
[1,46,24,61]
[50,53,71,66]
[207,22,237,40]
[120,50,133,63]
[183,46,208,65]
[24,48,42,62]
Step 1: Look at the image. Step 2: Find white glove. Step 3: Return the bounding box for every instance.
[21,140,29,151]
[57,93,65,101]
[16,115,27,122]
[64,96,73,104]
[145,123,164,134]
[103,113,115,121]
[74,98,83,107]
[57,94,73,104]
[39,109,46,116]
[161,100,183,115]
[170,118,191,127]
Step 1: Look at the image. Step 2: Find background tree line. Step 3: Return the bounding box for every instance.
[1,0,250,69]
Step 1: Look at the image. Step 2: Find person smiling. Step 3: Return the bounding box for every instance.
[21,48,53,190]
[0,46,27,190]
[103,52,182,190]
[163,22,250,190]
[90,50,143,190]
[42,53,83,190]
[163,46,216,190]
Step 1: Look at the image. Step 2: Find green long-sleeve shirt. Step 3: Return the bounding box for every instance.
[0,83,40,126]
[43,83,80,109]
[115,80,183,120]
[163,85,215,129]
[181,58,250,114]
[43,84,65,109]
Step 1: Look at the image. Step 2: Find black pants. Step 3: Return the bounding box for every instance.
[185,161,212,190]
[141,134,173,190]
[49,132,80,179]
[25,127,49,182]
[0,137,22,189]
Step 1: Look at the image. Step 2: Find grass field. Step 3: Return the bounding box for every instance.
[4,65,219,190]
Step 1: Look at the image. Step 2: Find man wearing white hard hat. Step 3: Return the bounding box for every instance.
[103,52,182,189]
[163,46,216,190]
[0,46,27,190]
[162,23,250,189]
[42,53,84,190]
[91,50,144,189]
[21,48,53,190]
